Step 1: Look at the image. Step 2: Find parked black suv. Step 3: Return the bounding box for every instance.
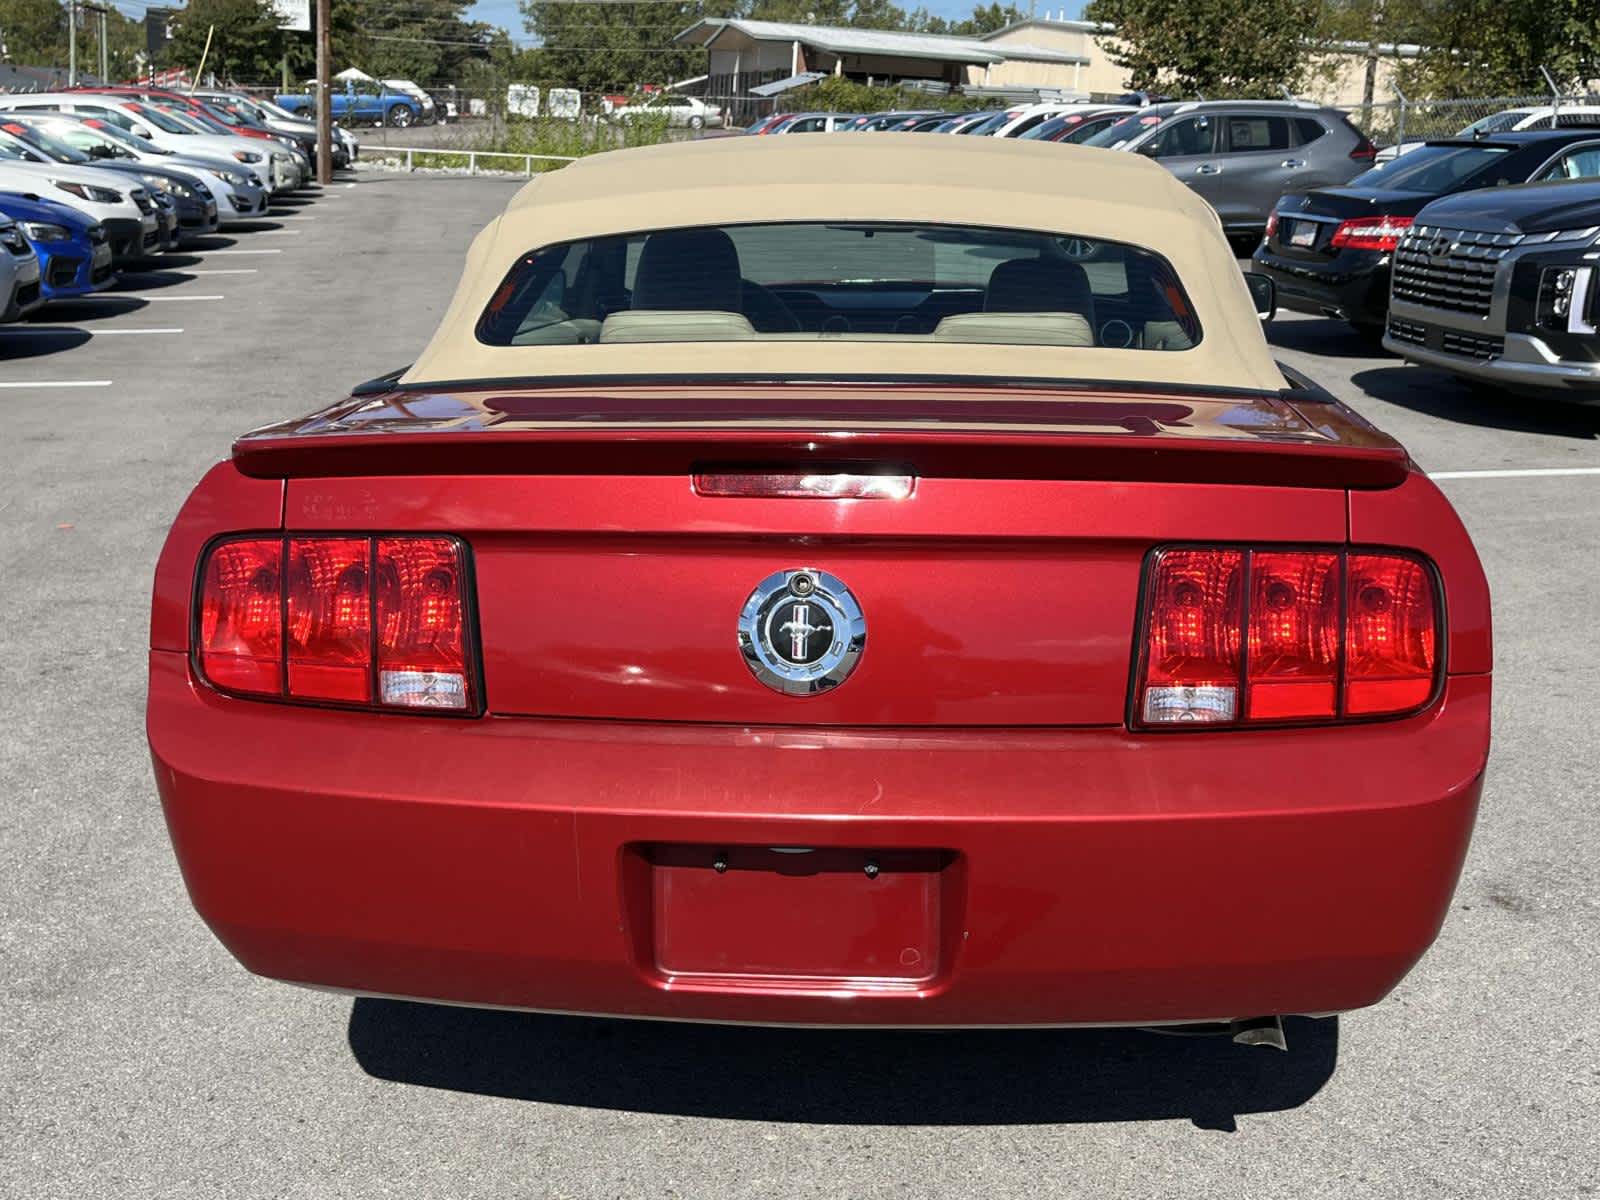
[1385,176,1600,399]
[1253,130,1600,336]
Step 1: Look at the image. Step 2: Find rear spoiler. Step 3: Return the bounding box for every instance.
[236,372,1413,490]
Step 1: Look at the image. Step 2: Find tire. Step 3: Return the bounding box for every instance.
[388,104,414,129]
[689,115,704,131]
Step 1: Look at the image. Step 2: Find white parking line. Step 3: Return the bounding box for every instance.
[1430,467,1600,480]
[3,327,182,336]
[267,214,316,220]
[203,249,282,256]
[0,380,112,389]
[121,294,225,302]
[178,269,258,276]
[253,229,302,236]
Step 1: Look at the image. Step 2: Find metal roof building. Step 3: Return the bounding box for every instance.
[674,18,1089,93]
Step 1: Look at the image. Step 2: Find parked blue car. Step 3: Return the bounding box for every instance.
[274,86,422,128]
[0,191,115,302]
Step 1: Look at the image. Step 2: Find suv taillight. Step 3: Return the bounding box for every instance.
[197,534,477,713]
[1349,137,1378,161]
[1330,214,1413,251]
[1133,546,1440,728]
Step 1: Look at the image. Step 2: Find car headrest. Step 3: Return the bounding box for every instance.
[631,227,743,313]
[599,310,756,343]
[932,312,1095,346]
[985,258,1094,316]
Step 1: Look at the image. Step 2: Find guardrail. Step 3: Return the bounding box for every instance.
[362,146,581,175]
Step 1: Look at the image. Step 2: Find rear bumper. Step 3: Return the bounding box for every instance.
[149,651,1489,1027]
[1253,248,1391,326]
[1386,326,1600,400]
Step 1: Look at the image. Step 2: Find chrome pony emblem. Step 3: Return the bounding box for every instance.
[739,569,866,695]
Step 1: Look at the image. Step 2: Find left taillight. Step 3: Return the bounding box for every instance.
[196,534,477,714]
[1133,545,1440,729]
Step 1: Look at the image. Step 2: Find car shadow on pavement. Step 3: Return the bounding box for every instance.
[0,327,93,358]
[26,296,149,322]
[1354,366,1600,439]
[347,999,1337,1129]
[176,235,239,253]
[1268,317,1389,360]
[221,220,285,233]
[110,269,192,292]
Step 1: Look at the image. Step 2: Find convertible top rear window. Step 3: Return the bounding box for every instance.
[475,221,1202,352]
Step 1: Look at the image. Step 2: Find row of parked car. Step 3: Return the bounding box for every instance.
[753,96,1600,398]
[0,85,356,323]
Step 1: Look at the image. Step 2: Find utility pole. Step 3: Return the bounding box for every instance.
[316,0,331,185]
[67,1,77,86]
[98,7,108,83]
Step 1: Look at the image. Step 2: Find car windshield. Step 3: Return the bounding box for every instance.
[1082,112,1164,149]
[40,121,134,158]
[257,99,299,121]
[126,103,192,134]
[1349,143,1516,192]
[1456,111,1530,136]
[477,221,1200,351]
[0,121,92,163]
[82,118,170,154]
[960,111,1016,136]
[160,106,231,135]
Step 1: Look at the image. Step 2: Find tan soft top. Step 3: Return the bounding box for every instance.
[403,134,1285,393]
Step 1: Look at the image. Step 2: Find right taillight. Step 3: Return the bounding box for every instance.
[196,534,478,714]
[1330,214,1413,252]
[1134,546,1440,728]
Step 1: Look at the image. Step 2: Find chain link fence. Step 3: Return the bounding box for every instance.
[1335,89,1600,152]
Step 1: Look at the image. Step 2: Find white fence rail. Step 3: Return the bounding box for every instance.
[363,145,580,175]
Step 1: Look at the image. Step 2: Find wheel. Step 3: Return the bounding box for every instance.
[388,105,413,128]
[689,115,704,131]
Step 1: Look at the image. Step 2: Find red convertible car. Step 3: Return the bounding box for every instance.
[148,136,1491,1042]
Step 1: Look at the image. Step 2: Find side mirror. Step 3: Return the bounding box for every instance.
[133,125,152,139]
[89,144,115,159]
[1243,271,1276,322]
[1135,141,1159,157]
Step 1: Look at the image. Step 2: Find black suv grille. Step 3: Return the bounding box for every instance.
[1388,317,1426,346]
[1441,329,1504,360]
[1392,225,1521,316]
[1386,316,1503,360]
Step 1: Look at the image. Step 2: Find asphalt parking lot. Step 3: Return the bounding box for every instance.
[4,173,1598,1198]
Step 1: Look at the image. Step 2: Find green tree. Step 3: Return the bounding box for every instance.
[166,0,287,83]
[1084,0,1320,95]
[519,1,711,93]
[0,0,66,66]
[1313,0,1599,97]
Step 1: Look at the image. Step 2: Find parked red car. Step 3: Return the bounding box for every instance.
[148,136,1491,1040]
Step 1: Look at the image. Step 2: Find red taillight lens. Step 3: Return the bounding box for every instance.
[1349,138,1377,161]
[1139,548,1245,724]
[198,538,282,696]
[1330,214,1413,251]
[1247,551,1340,720]
[1345,553,1437,716]
[1134,547,1440,728]
[376,537,471,711]
[287,538,371,702]
[196,534,476,714]
[1264,211,1278,239]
